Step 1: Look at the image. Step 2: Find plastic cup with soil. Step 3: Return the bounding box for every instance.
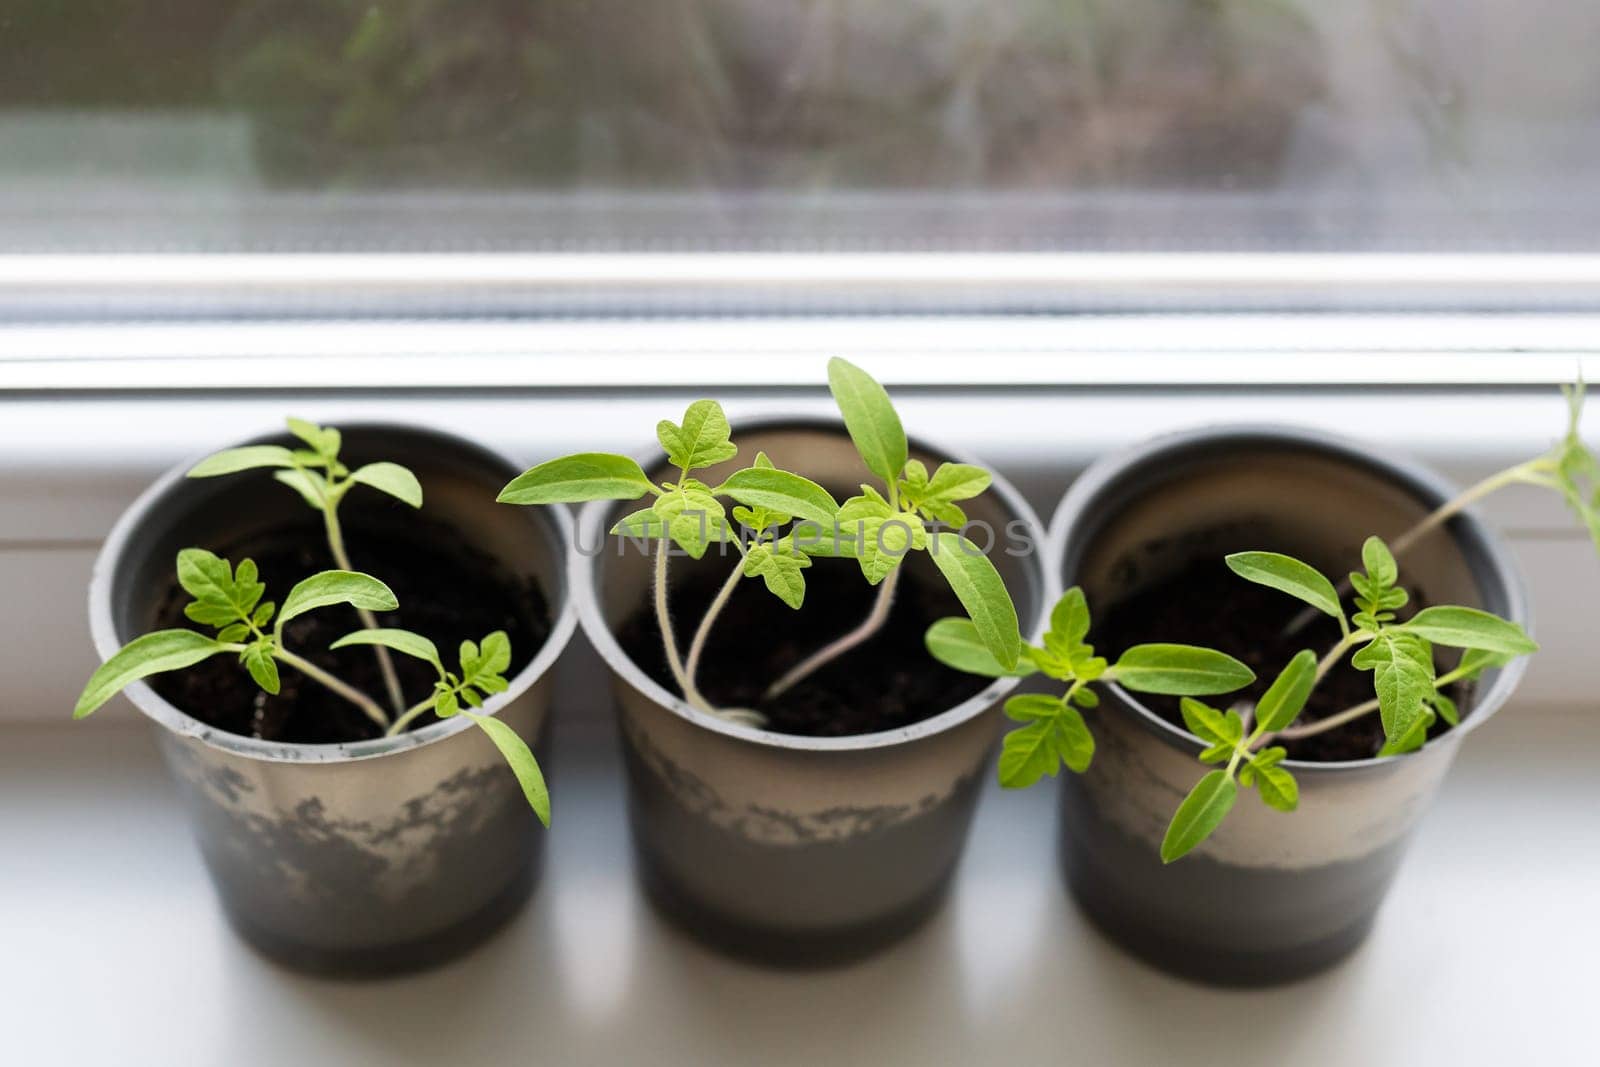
[1039,425,1538,986]
[83,422,576,976]
[501,362,1051,964]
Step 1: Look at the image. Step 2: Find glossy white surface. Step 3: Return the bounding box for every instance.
[5,703,1593,1065]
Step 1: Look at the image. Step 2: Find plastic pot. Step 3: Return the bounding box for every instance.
[573,418,1051,964]
[1048,425,1530,985]
[87,424,576,976]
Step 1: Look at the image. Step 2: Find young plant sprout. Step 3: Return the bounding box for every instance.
[186,417,424,716]
[73,420,550,826]
[929,383,1596,865]
[496,357,1021,727]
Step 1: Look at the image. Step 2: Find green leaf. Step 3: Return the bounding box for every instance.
[1178,697,1243,748]
[656,400,739,472]
[1362,536,1398,588]
[997,706,1095,787]
[347,462,423,508]
[461,630,512,690]
[1112,644,1255,696]
[243,642,281,695]
[1458,647,1514,680]
[1352,630,1436,745]
[497,453,655,505]
[901,461,991,524]
[1402,606,1539,655]
[1161,770,1238,863]
[652,484,732,559]
[1425,689,1460,727]
[827,357,908,485]
[836,491,926,583]
[1377,705,1435,756]
[1244,749,1299,811]
[286,417,341,461]
[461,711,551,828]
[278,570,398,629]
[186,445,297,479]
[273,468,327,509]
[742,542,811,609]
[1003,693,1065,721]
[177,549,263,627]
[924,617,1039,678]
[1225,552,1344,620]
[713,467,840,527]
[74,630,230,718]
[331,628,443,673]
[1048,587,1092,649]
[1255,649,1319,733]
[928,531,1021,671]
[435,688,459,718]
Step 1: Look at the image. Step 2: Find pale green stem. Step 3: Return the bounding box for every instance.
[321,493,407,718]
[684,559,744,701]
[654,538,704,710]
[764,564,901,701]
[274,647,389,729]
[385,693,442,737]
[1259,663,1477,746]
[1284,458,1552,637]
[1315,632,1363,685]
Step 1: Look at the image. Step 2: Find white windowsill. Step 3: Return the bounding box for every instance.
[5,705,1594,1064]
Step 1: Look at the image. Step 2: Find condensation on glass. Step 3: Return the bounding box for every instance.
[0,1,1595,253]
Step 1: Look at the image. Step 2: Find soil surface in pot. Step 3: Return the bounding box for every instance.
[618,557,990,737]
[1096,558,1464,762]
[150,517,550,745]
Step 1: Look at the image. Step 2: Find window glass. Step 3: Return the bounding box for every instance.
[2,0,1597,252]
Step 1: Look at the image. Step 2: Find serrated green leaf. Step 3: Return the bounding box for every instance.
[462,711,551,827]
[1353,630,1436,745]
[278,570,398,629]
[928,531,1021,671]
[713,467,839,527]
[653,485,731,559]
[1161,770,1238,863]
[743,542,811,609]
[828,357,908,485]
[657,400,739,472]
[252,601,275,628]
[331,628,443,673]
[1402,606,1539,655]
[1178,697,1242,748]
[498,453,655,505]
[1225,552,1344,620]
[348,462,423,508]
[1255,649,1318,733]
[836,492,927,582]
[187,445,298,479]
[1113,644,1255,696]
[176,548,234,604]
[924,617,1039,678]
[1246,749,1298,811]
[74,630,230,718]
[997,707,1095,785]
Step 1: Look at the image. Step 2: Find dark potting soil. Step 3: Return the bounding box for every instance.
[618,557,991,738]
[149,518,550,745]
[1096,558,1465,763]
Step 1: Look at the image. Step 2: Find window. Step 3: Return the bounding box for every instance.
[4,0,1598,258]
